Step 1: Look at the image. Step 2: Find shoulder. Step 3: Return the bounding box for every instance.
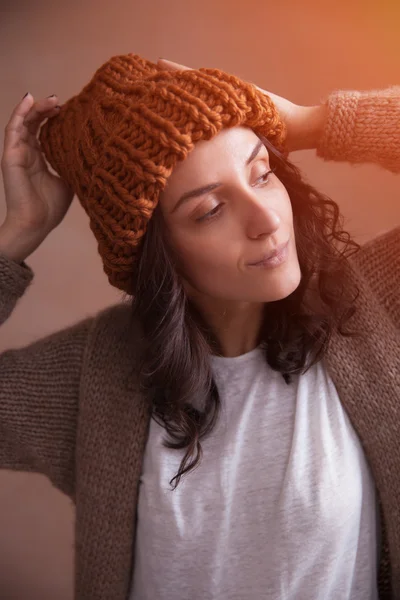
[348,226,400,327]
[350,226,400,275]
[87,300,146,360]
[92,300,132,330]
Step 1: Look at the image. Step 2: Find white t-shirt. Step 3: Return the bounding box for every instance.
[130,345,380,599]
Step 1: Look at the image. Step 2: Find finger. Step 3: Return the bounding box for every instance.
[23,95,61,134]
[6,94,59,135]
[254,84,266,94]
[253,85,281,105]
[157,58,193,71]
[6,92,35,122]
[254,84,273,98]
[4,95,60,149]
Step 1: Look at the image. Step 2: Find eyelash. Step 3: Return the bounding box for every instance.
[195,167,277,224]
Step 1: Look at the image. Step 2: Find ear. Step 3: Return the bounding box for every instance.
[157,58,193,71]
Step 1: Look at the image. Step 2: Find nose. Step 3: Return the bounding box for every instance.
[242,190,281,239]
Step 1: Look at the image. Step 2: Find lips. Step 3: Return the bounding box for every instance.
[247,240,289,266]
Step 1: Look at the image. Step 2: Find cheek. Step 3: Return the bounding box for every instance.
[276,185,293,220]
[176,233,232,273]
[171,230,237,293]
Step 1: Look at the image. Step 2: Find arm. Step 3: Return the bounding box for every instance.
[315,86,400,173]
[156,59,400,172]
[0,252,93,499]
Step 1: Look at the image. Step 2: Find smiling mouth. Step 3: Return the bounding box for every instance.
[247,240,289,266]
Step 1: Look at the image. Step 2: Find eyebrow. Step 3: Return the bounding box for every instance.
[171,138,265,214]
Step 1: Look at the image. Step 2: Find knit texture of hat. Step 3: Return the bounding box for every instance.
[39,53,287,294]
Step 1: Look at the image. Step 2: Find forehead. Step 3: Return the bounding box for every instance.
[164,126,263,190]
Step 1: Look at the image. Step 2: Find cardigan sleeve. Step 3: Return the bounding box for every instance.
[316,86,400,173]
[316,87,400,327]
[0,252,94,499]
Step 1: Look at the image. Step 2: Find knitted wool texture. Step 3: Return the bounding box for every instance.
[38,53,287,294]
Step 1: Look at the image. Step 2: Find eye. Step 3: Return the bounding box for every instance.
[195,204,222,223]
[195,167,277,224]
[255,167,276,186]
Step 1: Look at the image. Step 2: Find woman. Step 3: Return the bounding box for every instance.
[0,53,398,600]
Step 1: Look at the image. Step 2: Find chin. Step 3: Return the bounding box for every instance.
[256,265,302,302]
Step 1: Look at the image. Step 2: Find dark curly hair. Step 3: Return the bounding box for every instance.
[126,134,362,490]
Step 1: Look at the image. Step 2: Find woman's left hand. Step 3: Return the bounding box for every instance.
[157,58,327,153]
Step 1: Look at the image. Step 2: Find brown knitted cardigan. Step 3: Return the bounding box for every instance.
[0,86,399,600]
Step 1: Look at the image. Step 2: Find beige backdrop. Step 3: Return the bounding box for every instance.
[0,0,399,597]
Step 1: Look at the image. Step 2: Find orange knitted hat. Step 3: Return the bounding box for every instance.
[39,53,287,294]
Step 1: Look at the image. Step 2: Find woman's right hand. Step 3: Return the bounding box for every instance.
[0,93,74,263]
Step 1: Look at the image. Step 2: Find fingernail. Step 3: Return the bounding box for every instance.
[47,94,56,98]
[22,92,29,99]
[55,105,61,109]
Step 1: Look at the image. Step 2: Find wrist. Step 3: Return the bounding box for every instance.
[294,103,328,151]
[0,221,39,264]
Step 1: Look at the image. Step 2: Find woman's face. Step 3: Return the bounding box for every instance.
[158,126,301,305]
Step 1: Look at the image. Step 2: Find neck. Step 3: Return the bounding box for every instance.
[190,296,265,358]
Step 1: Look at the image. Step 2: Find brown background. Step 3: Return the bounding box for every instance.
[0,0,399,597]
